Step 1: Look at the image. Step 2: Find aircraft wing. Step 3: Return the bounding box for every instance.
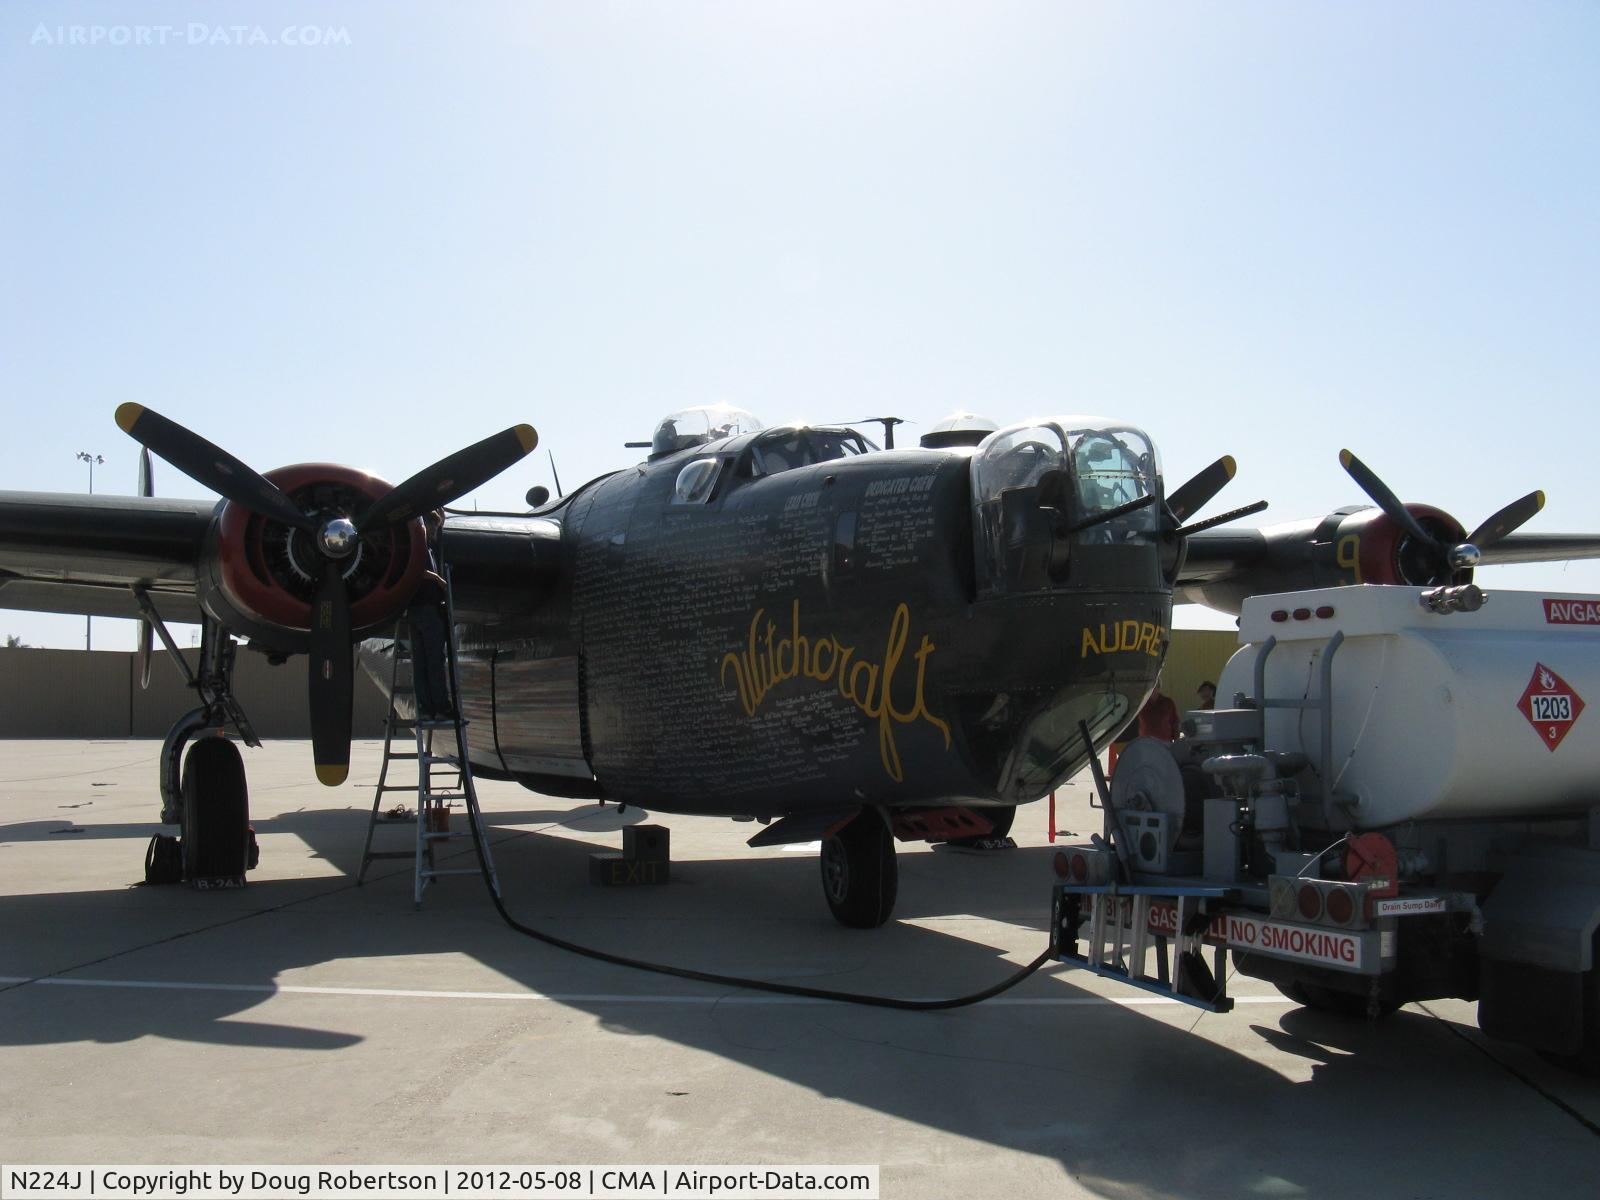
[0,491,214,624]
[0,491,570,629]
[1476,534,1600,567]
[1175,529,1269,588]
[437,513,567,620]
[1176,519,1600,614]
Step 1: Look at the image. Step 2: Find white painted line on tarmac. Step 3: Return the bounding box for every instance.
[990,995,1292,1006]
[0,974,1295,1007]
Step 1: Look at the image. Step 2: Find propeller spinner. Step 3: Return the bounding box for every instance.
[115,403,538,785]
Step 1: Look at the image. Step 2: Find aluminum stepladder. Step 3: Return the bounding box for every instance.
[358,565,500,907]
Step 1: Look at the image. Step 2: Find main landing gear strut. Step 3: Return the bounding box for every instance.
[134,592,260,887]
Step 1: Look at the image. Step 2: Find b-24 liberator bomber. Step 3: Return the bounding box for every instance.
[2,402,1594,925]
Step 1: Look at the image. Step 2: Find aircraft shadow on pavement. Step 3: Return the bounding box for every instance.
[5,803,1599,1195]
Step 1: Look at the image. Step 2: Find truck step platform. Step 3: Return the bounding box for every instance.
[1052,882,1237,1013]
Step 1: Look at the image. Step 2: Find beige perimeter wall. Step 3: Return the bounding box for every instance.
[4,629,1241,740]
[0,647,389,739]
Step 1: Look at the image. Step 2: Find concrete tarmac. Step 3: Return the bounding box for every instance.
[1,739,1598,1198]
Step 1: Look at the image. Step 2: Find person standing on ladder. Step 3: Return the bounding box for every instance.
[408,510,454,720]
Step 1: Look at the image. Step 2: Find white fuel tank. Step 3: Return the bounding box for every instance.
[1215,586,1600,826]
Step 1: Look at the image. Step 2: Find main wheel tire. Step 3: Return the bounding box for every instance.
[820,811,898,928]
[181,737,250,884]
[1539,932,1600,1077]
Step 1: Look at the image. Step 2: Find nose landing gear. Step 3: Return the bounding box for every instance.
[821,808,898,928]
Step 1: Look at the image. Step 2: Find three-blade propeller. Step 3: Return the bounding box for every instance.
[1339,449,1544,577]
[1165,453,1268,536]
[1167,455,1237,525]
[115,403,537,785]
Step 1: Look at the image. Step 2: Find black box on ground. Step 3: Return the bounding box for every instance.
[623,824,670,862]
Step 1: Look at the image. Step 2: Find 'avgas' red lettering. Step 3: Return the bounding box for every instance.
[1544,598,1600,625]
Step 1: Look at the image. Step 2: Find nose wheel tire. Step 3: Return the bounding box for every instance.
[820,810,898,928]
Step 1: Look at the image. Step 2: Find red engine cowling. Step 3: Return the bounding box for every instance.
[199,463,429,649]
[1342,503,1467,586]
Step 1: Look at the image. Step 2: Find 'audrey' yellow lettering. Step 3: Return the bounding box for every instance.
[1080,619,1168,659]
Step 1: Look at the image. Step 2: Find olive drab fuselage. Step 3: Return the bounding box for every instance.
[446,423,1172,819]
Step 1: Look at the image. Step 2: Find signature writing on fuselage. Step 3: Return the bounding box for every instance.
[720,600,951,782]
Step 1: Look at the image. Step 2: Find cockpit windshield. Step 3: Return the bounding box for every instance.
[970,417,1161,595]
[749,427,873,475]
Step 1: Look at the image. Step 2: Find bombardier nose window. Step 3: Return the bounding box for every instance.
[971,418,1160,595]
[1073,433,1153,514]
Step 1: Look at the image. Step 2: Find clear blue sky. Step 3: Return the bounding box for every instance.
[3,1,1597,648]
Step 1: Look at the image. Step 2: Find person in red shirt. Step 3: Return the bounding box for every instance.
[1136,682,1181,742]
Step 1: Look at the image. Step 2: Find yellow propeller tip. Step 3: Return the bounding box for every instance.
[1535,490,1546,510]
[115,402,145,434]
[1338,448,1353,468]
[1221,455,1236,479]
[515,424,539,453]
[315,763,348,787]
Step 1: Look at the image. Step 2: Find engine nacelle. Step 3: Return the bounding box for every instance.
[1334,503,1467,587]
[1183,503,1469,614]
[197,463,429,653]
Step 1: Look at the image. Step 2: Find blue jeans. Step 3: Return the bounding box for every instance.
[408,604,451,716]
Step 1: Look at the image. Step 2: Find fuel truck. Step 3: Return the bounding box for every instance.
[1051,584,1600,1073]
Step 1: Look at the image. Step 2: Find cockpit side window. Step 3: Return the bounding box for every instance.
[811,430,872,459]
[672,457,724,505]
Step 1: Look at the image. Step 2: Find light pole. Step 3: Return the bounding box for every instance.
[76,452,103,651]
